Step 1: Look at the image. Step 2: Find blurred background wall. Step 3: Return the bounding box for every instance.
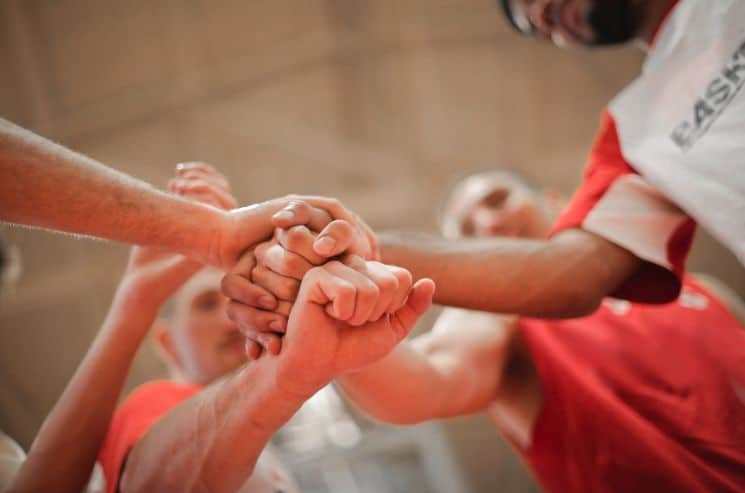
[0,1,742,492]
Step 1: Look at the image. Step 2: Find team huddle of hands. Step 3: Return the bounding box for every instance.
[127,162,435,399]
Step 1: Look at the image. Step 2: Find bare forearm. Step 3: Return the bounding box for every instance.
[338,345,451,425]
[121,358,306,493]
[9,296,158,493]
[0,118,224,262]
[379,229,639,317]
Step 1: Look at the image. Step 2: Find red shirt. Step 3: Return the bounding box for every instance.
[98,381,201,493]
[520,278,745,492]
[98,380,298,493]
[551,111,695,303]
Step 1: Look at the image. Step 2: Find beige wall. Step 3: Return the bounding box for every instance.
[1,1,742,492]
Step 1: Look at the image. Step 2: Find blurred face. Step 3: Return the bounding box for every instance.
[166,269,247,385]
[502,0,644,47]
[443,173,554,240]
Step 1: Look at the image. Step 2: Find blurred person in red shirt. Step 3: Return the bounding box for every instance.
[243,170,745,492]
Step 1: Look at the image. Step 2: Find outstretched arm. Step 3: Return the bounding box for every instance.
[376,228,639,318]
[8,166,233,493]
[223,199,640,323]
[338,308,520,424]
[0,119,339,269]
[120,259,433,493]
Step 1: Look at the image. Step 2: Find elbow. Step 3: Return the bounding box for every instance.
[522,280,603,319]
[556,285,604,318]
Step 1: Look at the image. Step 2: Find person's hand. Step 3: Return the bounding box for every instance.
[224,222,354,355]
[272,259,435,398]
[115,163,237,314]
[272,196,379,261]
[221,197,379,349]
[220,224,324,349]
[211,197,341,271]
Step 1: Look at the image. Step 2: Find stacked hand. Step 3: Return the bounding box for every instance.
[221,197,434,393]
[211,195,379,271]
[222,198,383,355]
[273,258,435,398]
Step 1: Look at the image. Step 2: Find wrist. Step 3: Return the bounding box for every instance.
[229,357,314,431]
[272,355,332,401]
[216,199,289,270]
[200,207,233,268]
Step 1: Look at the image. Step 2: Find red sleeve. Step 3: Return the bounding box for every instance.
[98,381,201,493]
[551,111,695,303]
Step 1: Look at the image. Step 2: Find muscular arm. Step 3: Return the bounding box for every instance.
[0,118,226,263]
[123,257,432,493]
[120,358,303,493]
[337,309,518,425]
[379,228,641,318]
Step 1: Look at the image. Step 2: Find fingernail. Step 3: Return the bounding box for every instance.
[176,163,186,172]
[315,236,336,255]
[259,296,275,309]
[269,320,283,332]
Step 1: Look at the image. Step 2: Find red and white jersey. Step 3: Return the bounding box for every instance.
[553,0,745,302]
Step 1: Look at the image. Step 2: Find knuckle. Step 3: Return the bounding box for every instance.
[362,282,380,300]
[287,225,311,247]
[277,278,299,300]
[394,268,413,287]
[287,199,308,212]
[220,274,240,297]
[284,233,303,252]
[286,253,307,273]
[253,242,270,261]
[378,274,398,293]
[339,283,356,300]
[276,301,292,317]
[250,265,268,283]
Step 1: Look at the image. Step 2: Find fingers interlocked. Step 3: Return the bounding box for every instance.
[222,204,410,359]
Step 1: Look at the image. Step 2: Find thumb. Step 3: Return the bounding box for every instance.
[390,278,435,339]
[313,220,355,257]
[273,200,333,232]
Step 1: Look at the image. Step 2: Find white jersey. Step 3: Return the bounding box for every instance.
[554,0,745,302]
[611,0,745,265]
